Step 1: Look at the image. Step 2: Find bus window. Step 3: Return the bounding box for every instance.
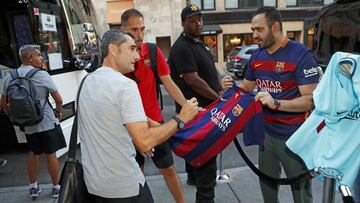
[29,0,73,72]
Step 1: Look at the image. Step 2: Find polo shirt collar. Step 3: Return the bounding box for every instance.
[182,32,202,44]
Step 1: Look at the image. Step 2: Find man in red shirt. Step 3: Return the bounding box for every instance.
[121,9,187,203]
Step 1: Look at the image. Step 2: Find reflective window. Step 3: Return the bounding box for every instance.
[287,0,329,6]
[191,0,215,10]
[30,0,72,71]
[225,0,271,9]
[225,0,238,9]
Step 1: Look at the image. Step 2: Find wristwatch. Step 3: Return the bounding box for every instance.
[172,116,186,130]
[273,99,281,110]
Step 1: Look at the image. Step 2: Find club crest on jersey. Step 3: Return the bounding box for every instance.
[232,104,243,117]
[144,58,151,66]
[275,62,285,72]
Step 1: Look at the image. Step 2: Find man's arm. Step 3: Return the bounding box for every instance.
[255,83,317,112]
[0,95,5,112]
[126,98,198,153]
[160,75,187,106]
[182,72,219,100]
[50,91,63,120]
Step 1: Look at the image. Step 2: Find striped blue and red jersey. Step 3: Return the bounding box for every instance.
[169,85,265,167]
[245,39,319,139]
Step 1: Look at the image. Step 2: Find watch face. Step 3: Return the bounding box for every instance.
[179,122,185,129]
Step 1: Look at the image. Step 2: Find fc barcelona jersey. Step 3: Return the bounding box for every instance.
[169,85,265,167]
[245,39,319,139]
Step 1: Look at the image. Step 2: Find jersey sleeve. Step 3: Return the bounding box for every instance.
[295,51,319,86]
[156,47,170,76]
[171,45,198,75]
[117,80,147,124]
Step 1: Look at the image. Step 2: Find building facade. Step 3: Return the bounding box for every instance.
[100,0,335,69]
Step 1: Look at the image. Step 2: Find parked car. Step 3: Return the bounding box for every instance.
[225,44,258,78]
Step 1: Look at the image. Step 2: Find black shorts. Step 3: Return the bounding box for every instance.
[135,140,174,169]
[94,183,154,203]
[25,124,66,155]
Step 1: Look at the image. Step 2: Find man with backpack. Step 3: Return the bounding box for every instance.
[1,45,66,200]
[121,9,188,203]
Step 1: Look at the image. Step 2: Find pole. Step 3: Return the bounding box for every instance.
[216,152,231,184]
[319,167,343,203]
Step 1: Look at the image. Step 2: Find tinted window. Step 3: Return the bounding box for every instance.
[314,2,360,65]
[245,49,254,54]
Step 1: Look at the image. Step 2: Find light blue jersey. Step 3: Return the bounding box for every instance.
[286,52,360,188]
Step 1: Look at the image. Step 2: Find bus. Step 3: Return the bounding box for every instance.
[0,0,101,156]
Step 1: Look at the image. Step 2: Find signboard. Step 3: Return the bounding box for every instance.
[41,13,57,32]
[48,53,63,70]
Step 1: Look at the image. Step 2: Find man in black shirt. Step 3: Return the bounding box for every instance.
[168,5,223,203]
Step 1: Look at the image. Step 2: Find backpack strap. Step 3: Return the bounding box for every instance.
[9,69,19,79]
[146,43,163,110]
[25,68,41,78]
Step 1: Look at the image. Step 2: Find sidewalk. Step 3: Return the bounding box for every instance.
[0,166,341,203]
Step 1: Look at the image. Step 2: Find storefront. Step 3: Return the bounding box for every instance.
[201,25,222,62]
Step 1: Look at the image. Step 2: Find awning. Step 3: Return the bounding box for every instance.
[201,25,222,35]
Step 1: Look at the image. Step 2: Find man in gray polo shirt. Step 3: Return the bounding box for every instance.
[78,30,199,202]
[1,45,66,200]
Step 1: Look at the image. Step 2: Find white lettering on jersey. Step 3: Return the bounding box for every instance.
[210,108,232,131]
[303,67,318,78]
[256,79,283,93]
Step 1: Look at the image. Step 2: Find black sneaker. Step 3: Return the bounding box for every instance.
[29,186,42,200]
[52,187,60,198]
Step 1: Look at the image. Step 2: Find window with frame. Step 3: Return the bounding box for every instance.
[191,0,215,10]
[225,0,276,9]
[29,0,73,72]
[286,0,325,7]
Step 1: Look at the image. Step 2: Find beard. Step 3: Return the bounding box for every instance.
[258,31,276,49]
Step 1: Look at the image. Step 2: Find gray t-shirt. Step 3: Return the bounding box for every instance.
[78,67,147,198]
[2,66,59,134]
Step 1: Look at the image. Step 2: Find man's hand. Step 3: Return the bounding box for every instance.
[177,97,199,123]
[55,111,62,120]
[221,76,233,90]
[255,91,276,109]
[141,148,155,157]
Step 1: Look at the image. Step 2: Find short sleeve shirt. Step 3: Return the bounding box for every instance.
[79,67,147,198]
[2,66,59,134]
[125,43,170,122]
[245,39,319,139]
[168,33,222,110]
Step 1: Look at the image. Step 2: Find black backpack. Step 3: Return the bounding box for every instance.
[130,43,163,110]
[5,68,46,126]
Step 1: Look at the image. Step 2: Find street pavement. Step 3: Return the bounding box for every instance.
[0,164,342,203]
[0,82,344,202]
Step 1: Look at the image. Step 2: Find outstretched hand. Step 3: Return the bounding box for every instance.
[178,97,199,123]
[221,76,233,90]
